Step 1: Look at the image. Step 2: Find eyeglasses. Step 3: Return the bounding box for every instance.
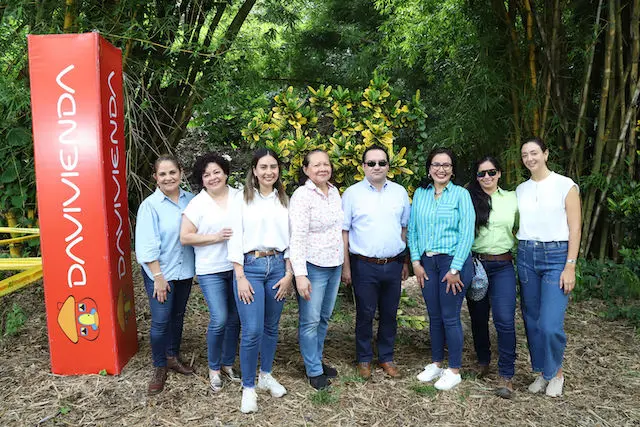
[476,169,498,178]
[430,163,452,170]
[365,160,388,167]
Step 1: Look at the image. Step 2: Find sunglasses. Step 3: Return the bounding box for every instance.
[476,169,498,178]
[365,160,388,167]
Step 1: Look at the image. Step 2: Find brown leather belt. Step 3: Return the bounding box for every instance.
[353,253,405,265]
[247,250,280,258]
[474,252,513,262]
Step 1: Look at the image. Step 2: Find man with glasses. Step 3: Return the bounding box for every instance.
[341,144,410,380]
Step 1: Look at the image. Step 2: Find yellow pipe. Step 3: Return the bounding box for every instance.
[0,257,43,270]
[0,266,43,297]
[0,227,40,234]
[4,212,22,257]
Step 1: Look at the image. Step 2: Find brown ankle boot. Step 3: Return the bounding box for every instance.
[167,356,194,375]
[148,367,168,395]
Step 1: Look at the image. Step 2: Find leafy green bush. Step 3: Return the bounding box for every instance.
[575,251,640,328]
[2,303,27,337]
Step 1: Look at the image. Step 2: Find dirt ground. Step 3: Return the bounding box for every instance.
[1,268,639,427]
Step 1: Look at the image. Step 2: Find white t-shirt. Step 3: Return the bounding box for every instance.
[227,189,290,265]
[516,172,578,242]
[182,187,240,275]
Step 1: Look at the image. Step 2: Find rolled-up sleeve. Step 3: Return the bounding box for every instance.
[451,189,475,271]
[226,192,245,265]
[342,189,353,231]
[135,200,161,264]
[289,190,310,276]
[401,189,410,227]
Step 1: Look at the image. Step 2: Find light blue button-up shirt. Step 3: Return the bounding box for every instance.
[135,188,195,281]
[408,182,475,271]
[342,178,411,258]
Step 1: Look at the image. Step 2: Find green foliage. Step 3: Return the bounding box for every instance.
[575,253,640,328]
[409,383,437,398]
[242,75,427,194]
[2,303,27,337]
[309,388,341,405]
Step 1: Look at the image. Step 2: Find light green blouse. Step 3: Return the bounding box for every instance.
[471,188,518,255]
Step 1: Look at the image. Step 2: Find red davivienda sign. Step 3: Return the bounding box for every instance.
[28,33,137,374]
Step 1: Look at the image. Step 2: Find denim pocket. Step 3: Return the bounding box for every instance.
[244,254,258,266]
[516,249,528,284]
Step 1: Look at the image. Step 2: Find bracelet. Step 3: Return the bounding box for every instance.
[152,271,163,277]
[285,269,294,276]
[566,259,577,264]
[236,274,246,279]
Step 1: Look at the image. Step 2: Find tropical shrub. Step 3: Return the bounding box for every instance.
[241,74,428,194]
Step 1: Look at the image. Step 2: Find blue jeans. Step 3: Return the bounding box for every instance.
[351,255,403,363]
[297,263,342,377]
[517,240,569,380]
[233,253,286,388]
[142,269,193,367]
[198,271,241,371]
[467,259,517,378]
[420,254,473,369]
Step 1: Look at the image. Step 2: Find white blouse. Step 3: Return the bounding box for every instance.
[227,189,290,265]
[516,172,578,242]
[182,187,240,276]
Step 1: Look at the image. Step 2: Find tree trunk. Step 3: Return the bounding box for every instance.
[581,0,616,254]
[570,0,604,177]
[523,0,540,135]
[628,0,639,179]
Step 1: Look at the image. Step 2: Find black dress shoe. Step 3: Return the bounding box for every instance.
[309,373,330,390]
[322,362,338,378]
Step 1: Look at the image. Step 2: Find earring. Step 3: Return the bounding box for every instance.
[428,174,431,179]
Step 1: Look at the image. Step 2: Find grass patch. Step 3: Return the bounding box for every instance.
[461,371,478,380]
[309,388,341,405]
[2,303,27,337]
[331,295,353,324]
[409,383,437,398]
[339,374,367,384]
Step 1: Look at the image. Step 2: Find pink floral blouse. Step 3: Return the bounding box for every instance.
[289,179,344,276]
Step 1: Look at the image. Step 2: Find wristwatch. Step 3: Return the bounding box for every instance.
[449,268,459,275]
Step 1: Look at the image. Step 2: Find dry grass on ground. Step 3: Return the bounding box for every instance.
[1,269,639,426]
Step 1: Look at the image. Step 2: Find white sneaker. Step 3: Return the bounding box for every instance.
[528,375,549,394]
[209,369,223,392]
[240,387,258,414]
[257,372,287,398]
[416,363,444,382]
[545,376,564,397]
[434,368,462,391]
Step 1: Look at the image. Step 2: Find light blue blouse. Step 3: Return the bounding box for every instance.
[135,188,195,281]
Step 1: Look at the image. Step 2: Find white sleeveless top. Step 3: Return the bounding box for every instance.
[515,172,578,242]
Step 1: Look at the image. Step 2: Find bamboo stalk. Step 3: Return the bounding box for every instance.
[63,0,74,33]
[584,78,640,255]
[581,0,616,254]
[628,0,639,178]
[523,0,540,135]
[570,0,604,176]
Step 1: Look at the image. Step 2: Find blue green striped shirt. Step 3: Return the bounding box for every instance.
[408,182,475,270]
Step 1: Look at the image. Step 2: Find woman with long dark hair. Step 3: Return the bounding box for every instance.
[227,148,293,413]
[466,156,518,399]
[135,154,195,395]
[409,147,475,391]
[517,137,581,398]
[289,149,343,390]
